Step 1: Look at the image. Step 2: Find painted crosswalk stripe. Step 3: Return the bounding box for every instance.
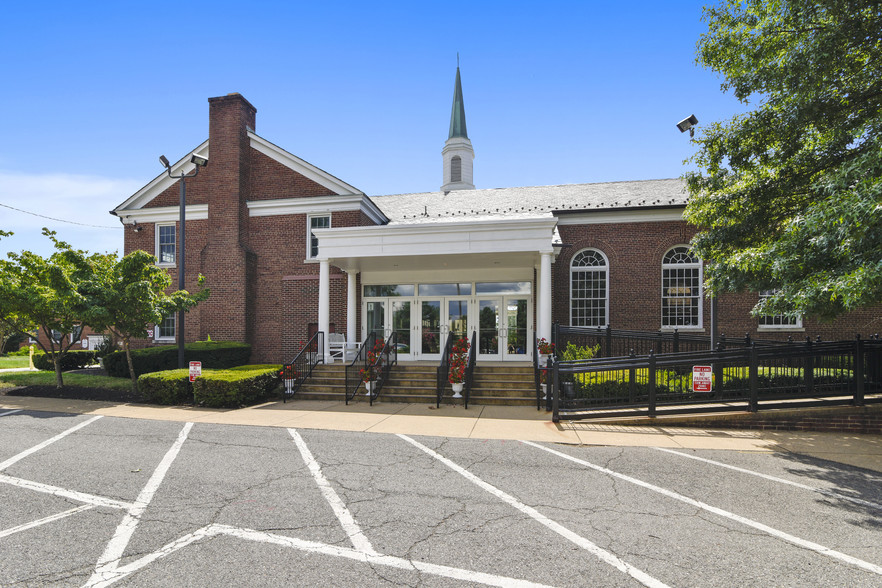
[0,505,93,539]
[0,415,103,472]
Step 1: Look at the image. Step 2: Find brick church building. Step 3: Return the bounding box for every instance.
[111,69,880,365]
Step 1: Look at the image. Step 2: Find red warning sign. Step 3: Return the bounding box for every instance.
[692,365,713,392]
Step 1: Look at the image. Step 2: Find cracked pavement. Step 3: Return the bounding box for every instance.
[1,410,881,587]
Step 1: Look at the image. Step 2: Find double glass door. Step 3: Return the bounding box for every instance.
[364,286,532,362]
[477,297,530,361]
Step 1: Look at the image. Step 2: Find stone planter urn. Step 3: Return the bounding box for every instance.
[451,382,464,398]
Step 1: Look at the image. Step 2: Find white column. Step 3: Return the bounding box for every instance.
[318,260,330,362]
[539,252,552,342]
[346,271,357,350]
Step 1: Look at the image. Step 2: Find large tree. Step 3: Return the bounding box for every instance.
[684,0,882,320]
[0,230,95,387]
[75,249,209,394]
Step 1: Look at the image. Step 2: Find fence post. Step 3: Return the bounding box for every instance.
[804,337,814,396]
[673,329,679,354]
[748,344,758,413]
[551,356,560,423]
[648,351,656,417]
[628,349,636,404]
[713,346,723,400]
[545,354,553,412]
[605,325,612,358]
[854,335,864,407]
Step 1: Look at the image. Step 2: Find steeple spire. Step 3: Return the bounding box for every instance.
[448,65,468,139]
[441,60,475,192]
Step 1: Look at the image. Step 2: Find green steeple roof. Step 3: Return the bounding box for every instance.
[448,66,468,139]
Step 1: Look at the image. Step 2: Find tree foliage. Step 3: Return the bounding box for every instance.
[684,0,882,320]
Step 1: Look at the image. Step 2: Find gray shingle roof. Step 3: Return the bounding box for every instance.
[369,178,687,225]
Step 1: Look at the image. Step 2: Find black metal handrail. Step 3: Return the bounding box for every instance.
[435,332,454,408]
[344,332,377,405]
[281,331,324,402]
[550,334,882,422]
[369,332,398,406]
[463,330,477,409]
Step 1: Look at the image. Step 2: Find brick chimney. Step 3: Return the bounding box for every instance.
[198,93,258,344]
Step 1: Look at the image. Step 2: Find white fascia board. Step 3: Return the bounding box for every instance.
[316,217,558,259]
[246,195,387,224]
[111,141,210,214]
[248,132,365,197]
[555,207,685,225]
[117,204,209,225]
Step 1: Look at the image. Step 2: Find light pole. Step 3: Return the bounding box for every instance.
[159,153,208,369]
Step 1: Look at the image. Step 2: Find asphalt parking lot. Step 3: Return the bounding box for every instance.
[1,408,881,587]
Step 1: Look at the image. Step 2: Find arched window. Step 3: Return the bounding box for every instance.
[450,155,462,183]
[570,249,608,327]
[661,246,702,328]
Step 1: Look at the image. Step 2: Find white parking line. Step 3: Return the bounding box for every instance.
[652,447,882,511]
[0,409,22,417]
[0,473,132,510]
[398,434,670,588]
[86,422,193,586]
[523,440,882,577]
[0,415,103,472]
[86,523,559,588]
[0,505,93,539]
[288,428,377,555]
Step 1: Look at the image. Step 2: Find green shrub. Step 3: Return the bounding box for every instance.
[104,341,252,378]
[138,369,193,405]
[193,365,281,408]
[34,350,97,371]
[561,342,600,361]
[7,347,35,357]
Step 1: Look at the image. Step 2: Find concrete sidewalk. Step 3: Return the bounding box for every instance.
[2,394,880,472]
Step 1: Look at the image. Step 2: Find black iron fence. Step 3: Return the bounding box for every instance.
[281,331,324,402]
[550,333,882,421]
[463,330,477,409]
[345,332,377,404]
[553,325,793,359]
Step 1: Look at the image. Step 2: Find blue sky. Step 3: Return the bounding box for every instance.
[0,0,747,259]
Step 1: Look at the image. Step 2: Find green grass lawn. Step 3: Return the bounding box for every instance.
[0,356,32,369]
[0,371,131,390]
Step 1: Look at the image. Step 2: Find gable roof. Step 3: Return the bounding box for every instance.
[369,178,688,225]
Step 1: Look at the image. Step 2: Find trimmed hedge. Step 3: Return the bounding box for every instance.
[137,365,281,408]
[34,350,97,371]
[104,341,252,378]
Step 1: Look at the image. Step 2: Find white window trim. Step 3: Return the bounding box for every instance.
[569,248,609,328]
[757,291,804,331]
[155,222,176,267]
[154,313,176,342]
[661,245,703,330]
[306,213,331,260]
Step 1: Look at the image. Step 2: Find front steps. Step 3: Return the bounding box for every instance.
[292,363,538,406]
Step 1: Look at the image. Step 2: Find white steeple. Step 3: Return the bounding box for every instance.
[441,65,475,191]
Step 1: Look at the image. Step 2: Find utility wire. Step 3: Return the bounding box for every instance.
[0,202,119,229]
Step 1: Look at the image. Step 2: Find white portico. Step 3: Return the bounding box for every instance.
[314,216,558,362]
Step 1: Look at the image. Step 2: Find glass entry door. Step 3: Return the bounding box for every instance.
[365,301,386,343]
[476,296,531,361]
[478,299,501,360]
[364,299,413,360]
[420,300,442,359]
[503,298,529,360]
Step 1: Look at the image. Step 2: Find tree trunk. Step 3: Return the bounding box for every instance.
[124,338,138,395]
[53,354,64,389]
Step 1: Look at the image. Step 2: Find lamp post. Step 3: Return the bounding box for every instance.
[159,153,208,369]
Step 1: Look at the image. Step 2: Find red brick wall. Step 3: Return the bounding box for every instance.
[554,220,882,341]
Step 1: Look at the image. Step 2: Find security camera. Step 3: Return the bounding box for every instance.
[677,114,698,137]
[190,154,208,167]
[133,223,143,232]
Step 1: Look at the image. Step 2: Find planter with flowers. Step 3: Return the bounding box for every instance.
[278,365,300,396]
[362,340,386,395]
[448,337,470,398]
[537,338,554,367]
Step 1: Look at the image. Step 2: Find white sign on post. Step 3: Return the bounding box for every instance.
[692,365,713,392]
[189,361,202,383]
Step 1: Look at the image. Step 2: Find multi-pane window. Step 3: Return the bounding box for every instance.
[570,249,608,327]
[758,290,802,328]
[308,214,330,259]
[661,246,702,328]
[157,224,176,265]
[158,313,176,339]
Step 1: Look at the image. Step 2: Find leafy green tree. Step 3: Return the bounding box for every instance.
[0,230,94,387]
[684,0,882,319]
[76,249,209,394]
